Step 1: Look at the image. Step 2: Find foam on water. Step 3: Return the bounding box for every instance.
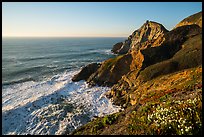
[2,70,122,135]
[89,49,115,55]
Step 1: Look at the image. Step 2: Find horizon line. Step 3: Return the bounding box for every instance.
[2,36,127,38]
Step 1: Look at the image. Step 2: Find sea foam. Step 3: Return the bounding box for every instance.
[2,70,122,135]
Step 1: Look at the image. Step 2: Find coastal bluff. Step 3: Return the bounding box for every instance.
[71,11,202,135]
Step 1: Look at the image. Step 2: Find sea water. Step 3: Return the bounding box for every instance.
[2,37,126,135]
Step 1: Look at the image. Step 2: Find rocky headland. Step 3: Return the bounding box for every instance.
[70,11,202,135]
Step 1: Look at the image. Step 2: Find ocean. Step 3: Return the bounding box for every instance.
[2,37,126,135]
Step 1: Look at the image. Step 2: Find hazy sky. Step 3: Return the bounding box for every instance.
[2,2,202,37]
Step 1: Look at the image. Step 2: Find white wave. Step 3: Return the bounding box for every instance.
[2,70,122,135]
[52,60,60,63]
[89,49,114,55]
[2,70,76,112]
[102,49,112,55]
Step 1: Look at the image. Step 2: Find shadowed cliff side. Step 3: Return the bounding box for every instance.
[72,63,101,82]
[109,32,202,107]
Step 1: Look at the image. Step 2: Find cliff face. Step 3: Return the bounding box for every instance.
[109,30,202,106]
[174,11,202,29]
[71,11,202,135]
[72,63,101,82]
[112,20,169,54]
[130,21,169,50]
[87,54,133,86]
[74,21,170,86]
[76,24,201,88]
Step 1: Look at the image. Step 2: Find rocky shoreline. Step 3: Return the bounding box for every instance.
[70,11,202,135]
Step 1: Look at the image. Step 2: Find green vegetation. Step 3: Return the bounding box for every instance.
[128,92,202,135]
[103,55,124,70]
[70,112,121,135]
[102,113,119,125]
[90,120,104,134]
[90,112,120,134]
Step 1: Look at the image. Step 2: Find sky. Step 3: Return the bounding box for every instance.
[2,2,202,37]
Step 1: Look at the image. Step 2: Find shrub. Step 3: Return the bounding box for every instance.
[102,113,119,125]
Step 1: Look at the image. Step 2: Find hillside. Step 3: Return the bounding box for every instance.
[70,11,202,135]
[174,11,202,29]
[71,66,202,135]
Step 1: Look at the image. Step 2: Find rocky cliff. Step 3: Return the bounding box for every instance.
[73,21,169,86]
[112,20,169,54]
[109,29,202,106]
[72,63,101,82]
[71,11,202,135]
[73,23,201,88]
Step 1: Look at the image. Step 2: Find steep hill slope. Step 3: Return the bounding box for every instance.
[174,11,202,29]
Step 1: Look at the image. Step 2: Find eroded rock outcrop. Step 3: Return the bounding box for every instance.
[72,63,101,82]
[111,20,169,54]
[111,42,123,54]
[87,54,133,86]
